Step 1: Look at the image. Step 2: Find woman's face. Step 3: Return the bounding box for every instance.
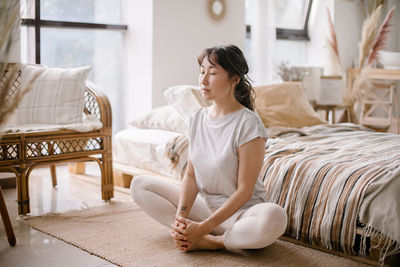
[199,56,236,102]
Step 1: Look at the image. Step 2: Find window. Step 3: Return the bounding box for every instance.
[20,0,127,133]
[275,0,313,40]
[246,0,313,41]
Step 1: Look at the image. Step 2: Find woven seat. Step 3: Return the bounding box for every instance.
[0,65,114,215]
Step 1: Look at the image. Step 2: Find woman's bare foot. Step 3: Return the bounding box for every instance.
[188,234,225,251]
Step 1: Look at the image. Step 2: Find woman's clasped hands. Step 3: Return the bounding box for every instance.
[170,216,209,252]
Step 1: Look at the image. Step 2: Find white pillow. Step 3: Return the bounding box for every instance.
[130,105,187,133]
[163,85,211,122]
[15,64,91,125]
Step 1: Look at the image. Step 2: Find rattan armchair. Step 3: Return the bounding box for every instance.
[0,66,114,215]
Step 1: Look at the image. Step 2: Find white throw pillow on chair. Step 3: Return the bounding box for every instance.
[15,64,91,125]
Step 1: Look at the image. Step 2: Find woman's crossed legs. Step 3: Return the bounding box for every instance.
[130,175,287,251]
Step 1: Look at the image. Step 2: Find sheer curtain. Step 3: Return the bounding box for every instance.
[248,0,276,85]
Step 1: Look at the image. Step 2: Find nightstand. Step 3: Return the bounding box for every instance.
[313,103,352,124]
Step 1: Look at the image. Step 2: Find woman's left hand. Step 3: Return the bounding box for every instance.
[174,216,209,245]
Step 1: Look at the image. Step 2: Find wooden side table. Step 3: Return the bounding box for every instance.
[313,103,352,124]
[347,68,400,133]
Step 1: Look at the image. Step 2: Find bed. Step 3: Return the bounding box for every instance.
[114,83,400,265]
[114,127,187,182]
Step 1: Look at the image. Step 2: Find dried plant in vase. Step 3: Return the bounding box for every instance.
[343,4,395,123]
[360,0,385,18]
[276,61,307,82]
[325,8,342,76]
[0,1,42,134]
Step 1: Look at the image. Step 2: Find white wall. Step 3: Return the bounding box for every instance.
[123,0,245,126]
[122,0,154,126]
[152,0,245,108]
[334,0,363,71]
[305,0,334,70]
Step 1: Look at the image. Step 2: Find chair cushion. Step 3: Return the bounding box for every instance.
[14,64,91,125]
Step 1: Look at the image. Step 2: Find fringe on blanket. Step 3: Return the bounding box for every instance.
[164,135,188,177]
[360,226,400,265]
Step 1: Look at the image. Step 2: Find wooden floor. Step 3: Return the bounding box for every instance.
[0,162,131,267]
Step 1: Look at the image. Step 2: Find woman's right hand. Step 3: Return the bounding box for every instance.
[171,219,191,252]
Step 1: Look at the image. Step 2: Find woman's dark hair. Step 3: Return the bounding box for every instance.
[197,44,255,111]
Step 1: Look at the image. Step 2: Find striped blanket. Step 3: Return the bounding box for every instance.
[164,134,188,179]
[261,124,400,261]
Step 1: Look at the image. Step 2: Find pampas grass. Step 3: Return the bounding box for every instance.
[0,65,43,131]
[358,4,382,69]
[367,6,396,66]
[360,0,385,18]
[0,1,42,133]
[325,8,342,75]
[344,66,372,105]
[343,4,396,123]
[0,1,19,75]
[326,8,340,65]
[352,4,395,102]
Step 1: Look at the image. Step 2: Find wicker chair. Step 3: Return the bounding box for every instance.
[0,65,114,215]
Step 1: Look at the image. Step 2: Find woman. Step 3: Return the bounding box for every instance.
[130,44,287,252]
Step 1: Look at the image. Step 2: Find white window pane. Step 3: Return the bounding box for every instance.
[245,0,252,25]
[41,0,122,24]
[20,0,34,19]
[20,26,36,63]
[41,28,124,133]
[274,0,307,29]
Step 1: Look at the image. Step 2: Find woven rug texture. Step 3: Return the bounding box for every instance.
[20,201,371,267]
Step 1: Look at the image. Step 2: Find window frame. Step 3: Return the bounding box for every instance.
[276,0,313,40]
[20,0,128,64]
[246,0,313,41]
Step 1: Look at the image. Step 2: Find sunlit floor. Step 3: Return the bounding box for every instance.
[0,163,132,267]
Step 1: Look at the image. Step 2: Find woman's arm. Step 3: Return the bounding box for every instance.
[176,137,266,241]
[176,156,199,218]
[171,154,199,251]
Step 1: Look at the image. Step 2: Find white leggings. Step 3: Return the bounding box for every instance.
[130,175,287,250]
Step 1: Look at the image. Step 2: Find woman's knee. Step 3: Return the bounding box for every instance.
[130,175,151,203]
[244,203,287,234]
[259,203,287,235]
[130,175,180,207]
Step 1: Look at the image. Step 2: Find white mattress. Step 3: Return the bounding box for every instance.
[114,127,187,180]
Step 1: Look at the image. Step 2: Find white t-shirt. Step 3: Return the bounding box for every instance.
[188,107,268,211]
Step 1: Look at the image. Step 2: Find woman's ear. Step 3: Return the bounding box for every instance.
[232,76,240,87]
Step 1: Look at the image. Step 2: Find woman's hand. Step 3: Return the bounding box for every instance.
[171,218,191,252]
[174,216,210,247]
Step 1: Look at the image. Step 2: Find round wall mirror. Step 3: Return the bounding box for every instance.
[208,0,226,21]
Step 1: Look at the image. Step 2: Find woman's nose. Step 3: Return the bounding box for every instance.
[200,73,209,85]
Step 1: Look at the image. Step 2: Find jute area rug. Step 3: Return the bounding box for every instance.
[20,201,370,267]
